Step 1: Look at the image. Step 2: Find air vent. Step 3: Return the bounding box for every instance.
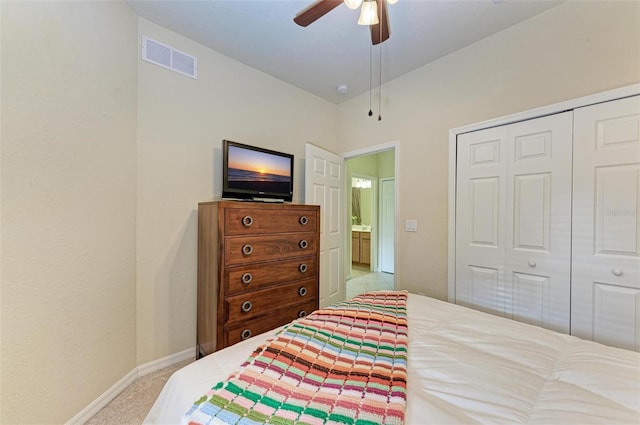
[142,35,197,79]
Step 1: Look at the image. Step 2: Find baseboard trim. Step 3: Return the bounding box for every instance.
[65,368,138,425]
[137,346,195,377]
[66,346,196,425]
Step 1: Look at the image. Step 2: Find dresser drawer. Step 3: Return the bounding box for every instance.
[224,299,317,346]
[224,278,317,324]
[224,207,318,236]
[224,256,317,295]
[224,233,318,266]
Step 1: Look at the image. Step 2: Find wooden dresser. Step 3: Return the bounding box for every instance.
[197,201,320,357]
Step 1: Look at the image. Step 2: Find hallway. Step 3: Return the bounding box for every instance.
[346,264,394,299]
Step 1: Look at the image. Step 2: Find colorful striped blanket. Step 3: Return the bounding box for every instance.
[185,291,408,425]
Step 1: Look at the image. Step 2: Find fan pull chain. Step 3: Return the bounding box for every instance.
[368,44,373,117]
[378,5,383,121]
[378,39,382,121]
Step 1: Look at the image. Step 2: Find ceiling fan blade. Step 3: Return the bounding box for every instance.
[370,0,390,45]
[294,0,343,27]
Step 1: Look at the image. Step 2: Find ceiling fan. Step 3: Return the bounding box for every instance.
[294,0,393,45]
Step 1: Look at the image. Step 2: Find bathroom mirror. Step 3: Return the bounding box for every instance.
[352,177,372,228]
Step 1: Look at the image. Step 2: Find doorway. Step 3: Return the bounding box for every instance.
[344,145,397,299]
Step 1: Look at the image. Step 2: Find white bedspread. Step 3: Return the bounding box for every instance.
[144,294,640,424]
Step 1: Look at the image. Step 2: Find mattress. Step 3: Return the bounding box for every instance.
[144,293,640,424]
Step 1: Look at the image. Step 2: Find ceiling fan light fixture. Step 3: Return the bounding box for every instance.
[344,0,363,10]
[358,0,379,26]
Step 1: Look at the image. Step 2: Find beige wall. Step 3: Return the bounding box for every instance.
[1,4,337,422]
[1,1,138,424]
[336,0,640,300]
[135,19,338,364]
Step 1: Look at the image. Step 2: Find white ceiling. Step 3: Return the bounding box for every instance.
[126,0,564,104]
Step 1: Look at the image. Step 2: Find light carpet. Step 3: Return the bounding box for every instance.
[86,359,193,425]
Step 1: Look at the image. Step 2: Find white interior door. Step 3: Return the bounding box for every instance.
[380,178,395,274]
[572,95,640,351]
[305,143,345,307]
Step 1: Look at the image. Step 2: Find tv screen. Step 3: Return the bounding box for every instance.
[222,140,294,202]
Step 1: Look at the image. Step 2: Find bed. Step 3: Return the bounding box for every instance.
[144,292,640,424]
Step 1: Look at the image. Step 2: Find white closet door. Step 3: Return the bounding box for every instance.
[456,127,508,316]
[456,113,572,330]
[505,112,573,333]
[572,95,640,351]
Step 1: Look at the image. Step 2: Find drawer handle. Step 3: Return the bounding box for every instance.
[298,286,308,297]
[612,268,623,277]
[241,272,253,285]
[528,260,536,268]
[298,263,308,273]
[298,310,308,318]
[299,240,308,249]
[240,329,252,340]
[242,244,253,256]
[241,301,253,313]
[299,216,308,226]
[242,216,253,227]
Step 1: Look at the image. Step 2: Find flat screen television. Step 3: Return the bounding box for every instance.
[222,139,294,202]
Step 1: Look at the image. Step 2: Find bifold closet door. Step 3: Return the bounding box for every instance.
[504,113,572,333]
[572,95,640,351]
[456,112,572,331]
[455,127,508,316]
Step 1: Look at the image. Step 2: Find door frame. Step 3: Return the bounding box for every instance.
[448,83,640,302]
[342,141,400,285]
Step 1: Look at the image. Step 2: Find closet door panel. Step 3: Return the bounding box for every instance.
[505,112,573,333]
[512,272,550,327]
[595,164,639,255]
[572,95,640,351]
[456,127,507,316]
[512,173,550,250]
[593,283,640,351]
[469,177,500,246]
[467,266,501,315]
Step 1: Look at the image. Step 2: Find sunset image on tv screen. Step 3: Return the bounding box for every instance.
[227,146,291,194]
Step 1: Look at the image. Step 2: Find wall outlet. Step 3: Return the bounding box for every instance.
[405,219,417,232]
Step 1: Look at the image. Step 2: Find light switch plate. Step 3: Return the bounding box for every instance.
[405,219,417,232]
